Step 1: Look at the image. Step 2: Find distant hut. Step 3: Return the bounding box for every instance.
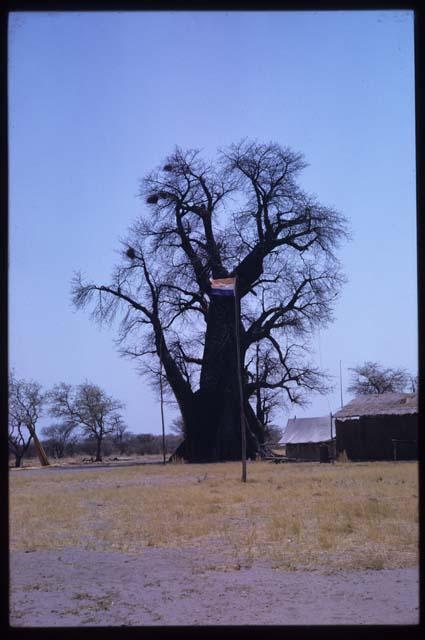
[279,416,335,461]
[334,393,418,461]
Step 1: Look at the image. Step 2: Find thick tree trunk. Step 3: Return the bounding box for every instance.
[15,453,23,468]
[95,438,102,462]
[28,429,50,466]
[184,294,264,462]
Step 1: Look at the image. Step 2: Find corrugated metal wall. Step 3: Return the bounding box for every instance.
[286,442,336,461]
[286,443,321,460]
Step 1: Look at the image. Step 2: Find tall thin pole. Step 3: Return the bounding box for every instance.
[339,360,343,409]
[159,336,166,465]
[234,276,247,483]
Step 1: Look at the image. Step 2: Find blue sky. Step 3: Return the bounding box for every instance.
[9,10,416,434]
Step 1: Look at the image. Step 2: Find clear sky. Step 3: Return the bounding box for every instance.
[9,10,416,435]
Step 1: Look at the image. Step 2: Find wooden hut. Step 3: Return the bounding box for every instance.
[334,393,418,461]
[278,416,335,461]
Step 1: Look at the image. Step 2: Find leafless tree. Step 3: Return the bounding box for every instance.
[8,421,32,468]
[111,414,129,455]
[347,361,412,395]
[41,422,77,459]
[168,416,185,438]
[246,341,330,436]
[409,374,418,393]
[48,382,124,462]
[72,140,347,461]
[9,373,47,467]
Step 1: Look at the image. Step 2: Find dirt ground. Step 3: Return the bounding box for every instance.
[9,460,420,627]
[10,546,419,626]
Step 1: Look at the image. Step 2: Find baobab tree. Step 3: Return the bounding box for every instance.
[72,140,347,462]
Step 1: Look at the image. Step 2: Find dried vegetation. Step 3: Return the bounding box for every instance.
[9,460,418,571]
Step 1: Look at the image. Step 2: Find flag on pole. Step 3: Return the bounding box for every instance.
[209,277,236,297]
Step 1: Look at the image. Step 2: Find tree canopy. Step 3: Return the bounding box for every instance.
[72,140,348,460]
[8,372,47,467]
[347,361,414,396]
[48,382,125,462]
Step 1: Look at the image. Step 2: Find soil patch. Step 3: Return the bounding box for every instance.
[10,547,419,626]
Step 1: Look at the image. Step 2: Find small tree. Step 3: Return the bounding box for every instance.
[8,419,32,468]
[9,373,49,467]
[169,416,185,438]
[48,382,125,462]
[111,415,129,455]
[135,433,157,455]
[263,424,283,445]
[347,362,412,395]
[246,342,314,442]
[409,375,418,393]
[41,423,77,459]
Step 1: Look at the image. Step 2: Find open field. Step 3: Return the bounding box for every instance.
[9,453,166,469]
[9,460,419,626]
[10,459,418,571]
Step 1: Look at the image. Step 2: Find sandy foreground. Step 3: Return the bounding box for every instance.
[10,545,419,627]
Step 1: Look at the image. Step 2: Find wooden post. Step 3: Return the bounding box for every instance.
[330,412,335,463]
[234,276,247,483]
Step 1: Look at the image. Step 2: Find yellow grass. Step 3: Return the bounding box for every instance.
[9,460,419,571]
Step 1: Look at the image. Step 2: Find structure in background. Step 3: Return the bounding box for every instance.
[278,416,335,462]
[334,393,418,461]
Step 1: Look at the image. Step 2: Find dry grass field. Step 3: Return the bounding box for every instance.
[9,460,418,572]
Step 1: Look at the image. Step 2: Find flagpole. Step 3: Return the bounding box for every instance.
[234,275,247,483]
[159,336,166,465]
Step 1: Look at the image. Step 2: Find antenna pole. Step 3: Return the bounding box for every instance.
[339,360,343,409]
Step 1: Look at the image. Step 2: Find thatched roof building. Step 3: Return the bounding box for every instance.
[334,393,418,461]
[334,392,417,419]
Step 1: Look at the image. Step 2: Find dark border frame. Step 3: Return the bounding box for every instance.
[1,2,423,637]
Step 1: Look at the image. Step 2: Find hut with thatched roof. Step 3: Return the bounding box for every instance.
[334,393,418,461]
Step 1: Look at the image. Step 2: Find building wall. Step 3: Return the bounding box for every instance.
[335,414,417,461]
[286,441,336,461]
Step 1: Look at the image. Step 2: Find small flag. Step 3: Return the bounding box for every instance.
[209,277,236,297]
